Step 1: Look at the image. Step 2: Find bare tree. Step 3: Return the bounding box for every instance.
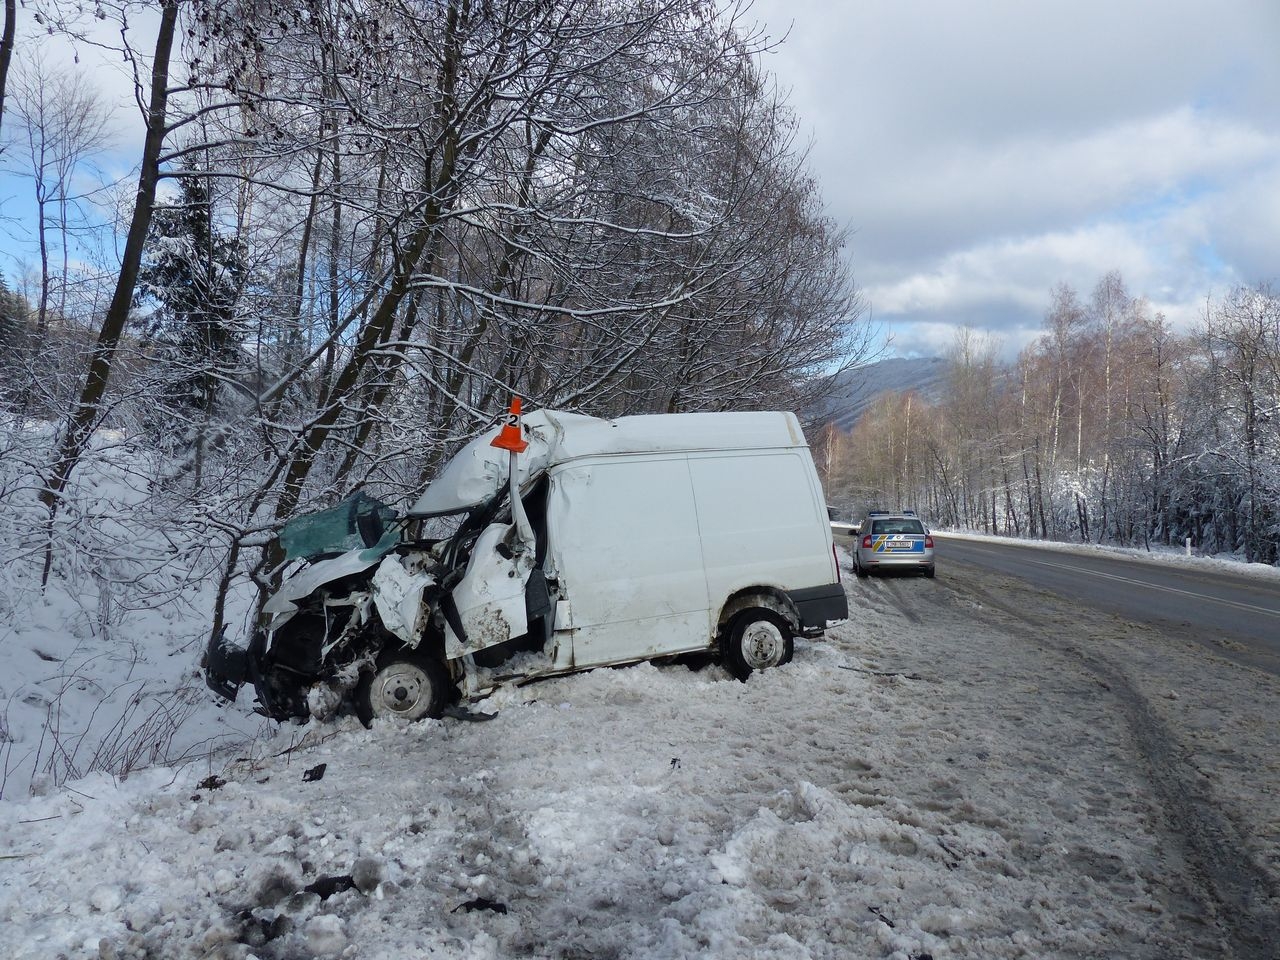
[179,0,861,506]
[38,0,178,584]
[9,53,114,333]
[11,0,874,625]
[1202,283,1280,563]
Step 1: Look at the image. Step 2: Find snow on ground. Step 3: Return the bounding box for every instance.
[0,428,266,800]
[3,432,1276,959]
[0,563,267,799]
[4,544,1277,960]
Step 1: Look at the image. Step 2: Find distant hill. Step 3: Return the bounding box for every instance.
[810,356,950,432]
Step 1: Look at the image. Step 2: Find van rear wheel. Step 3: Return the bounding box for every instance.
[722,609,794,681]
[355,649,453,726]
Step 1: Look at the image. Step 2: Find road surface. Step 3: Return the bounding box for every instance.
[933,534,1280,677]
[838,539,1280,958]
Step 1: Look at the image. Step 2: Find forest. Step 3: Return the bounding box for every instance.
[0,0,870,639]
[821,273,1280,566]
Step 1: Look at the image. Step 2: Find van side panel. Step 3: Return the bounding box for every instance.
[689,450,837,619]
[547,457,712,668]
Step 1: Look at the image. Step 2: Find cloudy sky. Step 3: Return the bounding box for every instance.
[3,2,1276,363]
[747,0,1280,359]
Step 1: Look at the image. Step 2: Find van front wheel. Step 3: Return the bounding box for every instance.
[355,650,453,726]
[722,610,794,681]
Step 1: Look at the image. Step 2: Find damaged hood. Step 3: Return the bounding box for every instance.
[261,546,389,623]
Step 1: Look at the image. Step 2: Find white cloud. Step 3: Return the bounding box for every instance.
[881,318,1036,361]
[1202,166,1280,285]
[868,222,1164,316]
[863,199,1250,361]
[749,0,1280,357]
[843,107,1278,266]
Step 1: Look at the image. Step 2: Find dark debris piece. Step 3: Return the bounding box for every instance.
[197,775,227,791]
[302,763,327,782]
[237,911,291,946]
[304,875,356,900]
[452,897,508,915]
[869,906,895,928]
[442,706,498,722]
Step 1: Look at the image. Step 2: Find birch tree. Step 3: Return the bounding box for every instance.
[9,55,114,335]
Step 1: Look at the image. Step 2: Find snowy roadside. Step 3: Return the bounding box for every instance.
[4,556,1276,960]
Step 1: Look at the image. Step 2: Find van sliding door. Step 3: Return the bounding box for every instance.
[547,457,711,668]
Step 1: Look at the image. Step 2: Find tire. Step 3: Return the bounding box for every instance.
[721,609,794,681]
[854,556,868,579]
[355,649,454,726]
[923,565,936,579]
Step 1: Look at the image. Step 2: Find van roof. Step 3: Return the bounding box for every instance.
[550,410,805,460]
[409,409,807,517]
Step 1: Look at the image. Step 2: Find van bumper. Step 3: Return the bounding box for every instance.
[788,583,849,634]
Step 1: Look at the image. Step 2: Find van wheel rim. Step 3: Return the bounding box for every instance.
[371,665,431,719]
[741,620,785,669]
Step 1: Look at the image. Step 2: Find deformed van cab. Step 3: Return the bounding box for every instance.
[205,409,848,723]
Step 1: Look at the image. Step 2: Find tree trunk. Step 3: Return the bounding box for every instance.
[0,0,14,139]
[38,0,178,584]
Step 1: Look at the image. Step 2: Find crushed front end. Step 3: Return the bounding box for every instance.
[203,492,435,720]
[204,408,563,724]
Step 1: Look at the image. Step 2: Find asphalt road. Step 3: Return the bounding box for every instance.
[933,534,1280,678]
[837,530,1280,953]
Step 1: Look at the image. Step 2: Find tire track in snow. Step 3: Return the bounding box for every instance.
[845,571,926,625]
[933,571,1280,959]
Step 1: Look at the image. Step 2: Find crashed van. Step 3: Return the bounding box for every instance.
[205,408,848,724]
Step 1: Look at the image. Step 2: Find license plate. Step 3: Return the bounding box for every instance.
[876,536,923,553]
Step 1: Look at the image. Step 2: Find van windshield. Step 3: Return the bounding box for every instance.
[278,492,399,562]
[870,518,925,536]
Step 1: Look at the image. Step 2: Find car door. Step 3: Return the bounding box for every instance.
[445,522,532,658]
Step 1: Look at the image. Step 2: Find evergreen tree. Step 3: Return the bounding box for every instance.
[136,175,246,420]
[0,270,32,410]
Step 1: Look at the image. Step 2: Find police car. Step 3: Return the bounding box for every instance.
[852,510,935,578]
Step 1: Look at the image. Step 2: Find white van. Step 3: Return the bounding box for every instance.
[206,408,847,723]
